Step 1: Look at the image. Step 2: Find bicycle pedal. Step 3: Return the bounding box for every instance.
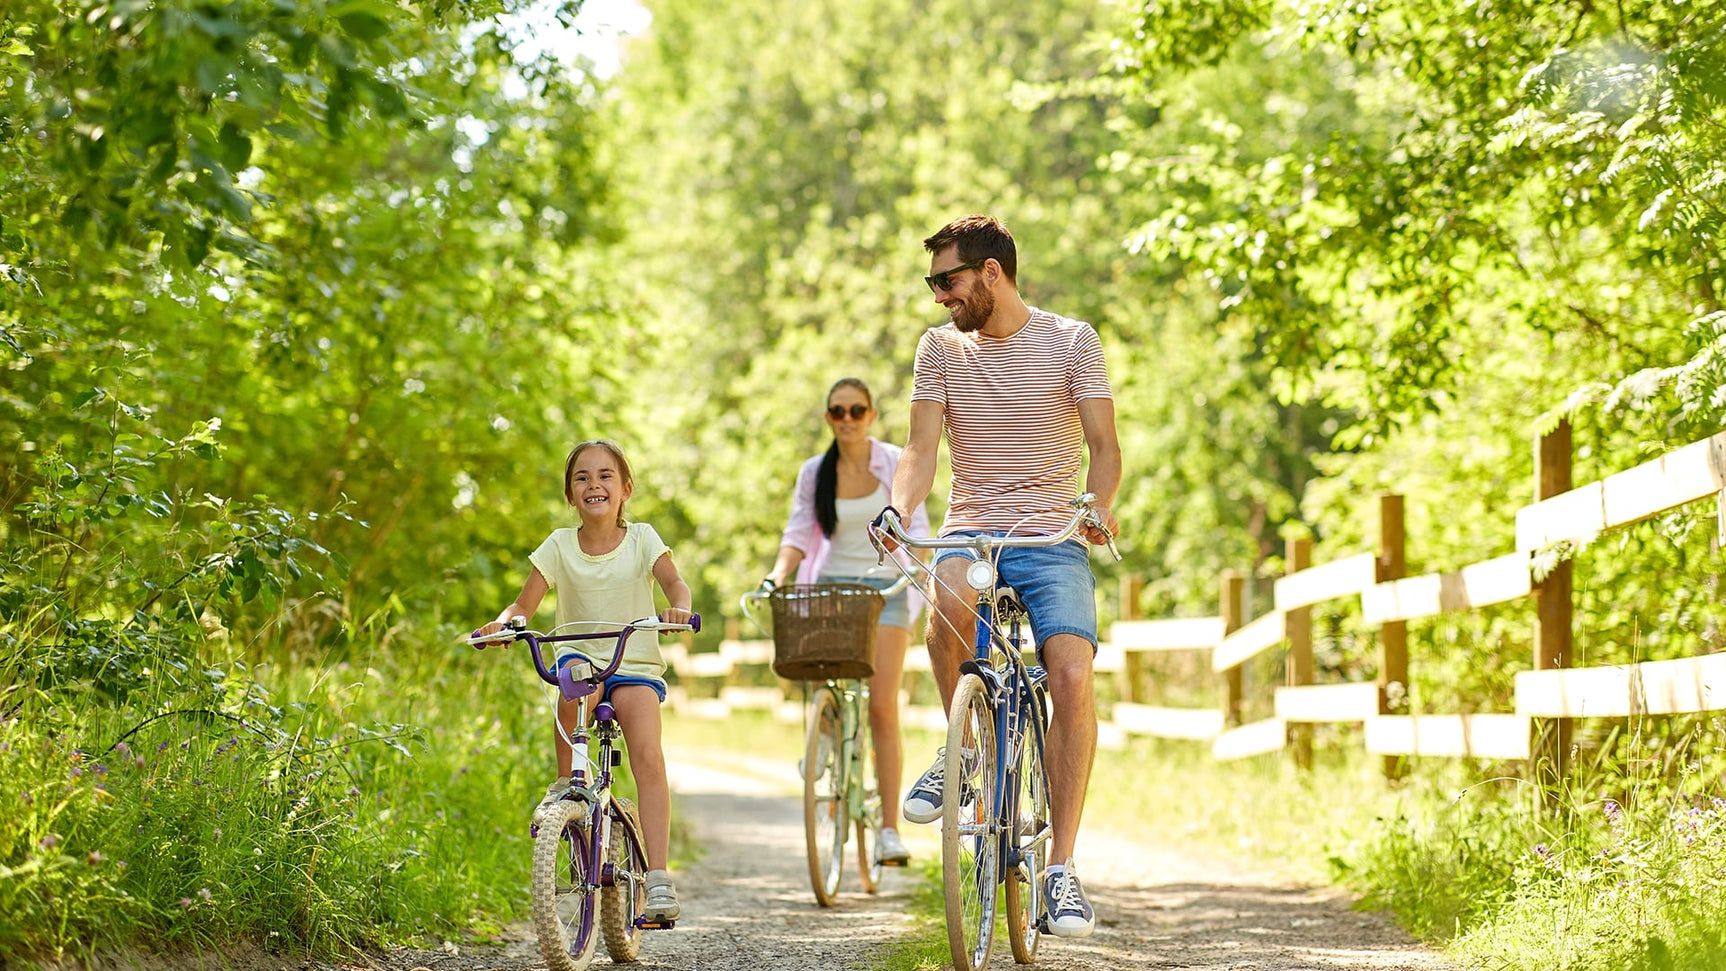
[636,919,676,930]
[878,858,909,868]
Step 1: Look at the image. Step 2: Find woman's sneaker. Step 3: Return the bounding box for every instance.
[644,869,680,922]
[1042,859,1096,938]
[877,827,911,866]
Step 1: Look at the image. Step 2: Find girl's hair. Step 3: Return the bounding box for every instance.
[815,378,872,538]
[564,439,633,527]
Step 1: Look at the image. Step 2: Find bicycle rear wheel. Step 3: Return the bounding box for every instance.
[532,799,599,971]
[942,673,999,971]
[600,797,649,961]
[1004,689,1051,963]
[803,686,846,906]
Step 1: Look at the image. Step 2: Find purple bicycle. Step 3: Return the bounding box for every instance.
[468,614,699,971]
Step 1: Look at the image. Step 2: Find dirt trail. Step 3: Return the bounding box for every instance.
[321,746,1457,971]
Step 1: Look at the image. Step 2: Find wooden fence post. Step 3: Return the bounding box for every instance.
[1221,570,1245,727]
[1533,419,1574,801]
[1117,573,1145,704]
[1378,494,1408,780]
[1285,538,1314,769]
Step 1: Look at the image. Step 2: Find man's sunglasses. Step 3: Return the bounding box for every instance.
[924,258,987,294]
[827,404,871,420]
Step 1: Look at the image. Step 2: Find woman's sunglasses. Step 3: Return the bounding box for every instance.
[826,404,871,421]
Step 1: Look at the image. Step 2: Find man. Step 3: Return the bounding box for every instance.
[874,214,1121,938]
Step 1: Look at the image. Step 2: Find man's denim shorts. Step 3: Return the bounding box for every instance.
[932,533,1097,651]
[819,573,914,631]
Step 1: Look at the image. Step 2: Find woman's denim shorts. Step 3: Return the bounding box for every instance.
[819,573,914,631]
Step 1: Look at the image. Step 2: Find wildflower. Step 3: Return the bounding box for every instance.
[87,851,104,866]
[135,756,146,768]
[347,786,360,798]
[39,834,59,850]
[212,828,222,842]
[94,763,108,776]
[179,898,193,909]
[69,766,83,778]
[1535,843,1549,858]
[115,742,131,756]
[198,887,212,903]
[1604,799,1623,827]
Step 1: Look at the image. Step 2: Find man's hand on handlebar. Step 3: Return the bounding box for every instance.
[1083,504,1119,548]
[868,505,904,555]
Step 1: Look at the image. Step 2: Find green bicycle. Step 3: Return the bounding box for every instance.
[743,574,912,905]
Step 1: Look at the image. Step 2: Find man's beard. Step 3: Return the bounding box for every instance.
[951,285,995,333]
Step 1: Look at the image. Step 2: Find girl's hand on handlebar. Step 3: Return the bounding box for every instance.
[467,620,513,649]
[659,606,693,625]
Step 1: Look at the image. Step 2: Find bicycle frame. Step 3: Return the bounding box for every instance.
[960,582,1051,888]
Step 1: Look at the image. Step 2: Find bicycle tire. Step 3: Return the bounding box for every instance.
[855,698,884,895]
[1004,687,1051,963]
[531,799,599,971]
[942,673,999,971]
[600,797,648,961]
[803,686,846,906]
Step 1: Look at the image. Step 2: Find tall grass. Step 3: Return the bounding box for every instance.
[0,637,567,965]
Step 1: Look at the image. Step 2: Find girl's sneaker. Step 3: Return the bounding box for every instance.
[645,869,681,922]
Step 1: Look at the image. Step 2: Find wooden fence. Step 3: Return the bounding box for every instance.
[670,420,1726,776]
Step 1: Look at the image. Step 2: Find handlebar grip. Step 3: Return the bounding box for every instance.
[690,613,702,634]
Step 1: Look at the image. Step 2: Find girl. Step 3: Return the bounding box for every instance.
[763,377,933,867]
[474,438,692,923]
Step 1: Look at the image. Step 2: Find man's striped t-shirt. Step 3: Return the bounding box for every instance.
[910,307,1112,536]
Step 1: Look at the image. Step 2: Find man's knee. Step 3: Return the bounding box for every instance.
[1041,635,1095,702]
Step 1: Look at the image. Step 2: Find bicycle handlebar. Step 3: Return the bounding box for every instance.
[466,615,701,692]
[870,493,1122,561]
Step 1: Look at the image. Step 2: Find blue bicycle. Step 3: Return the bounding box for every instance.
[873,496,1117,970]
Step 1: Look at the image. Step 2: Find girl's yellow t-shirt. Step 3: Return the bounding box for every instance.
[528,521,671,680]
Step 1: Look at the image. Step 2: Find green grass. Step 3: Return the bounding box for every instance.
[0,635,699,966]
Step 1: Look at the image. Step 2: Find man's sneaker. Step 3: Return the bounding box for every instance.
[902,748,977,824]
[877,827,911,866]
[1043,859,1096,938]
[644,869,680,922]
[902,749,949,824]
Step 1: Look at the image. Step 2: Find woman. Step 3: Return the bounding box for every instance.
[764,377,932,866]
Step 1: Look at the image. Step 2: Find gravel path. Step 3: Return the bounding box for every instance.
[304,746,1458,971]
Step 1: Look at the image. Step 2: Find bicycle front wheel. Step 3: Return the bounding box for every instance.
[942,673,999,971]
[1004,689,1051,963]
[531,799,599,971]
[804,686,847,906]
[600,797,649,961]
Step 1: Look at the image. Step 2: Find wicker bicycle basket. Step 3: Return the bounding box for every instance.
[768,582,885,681]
